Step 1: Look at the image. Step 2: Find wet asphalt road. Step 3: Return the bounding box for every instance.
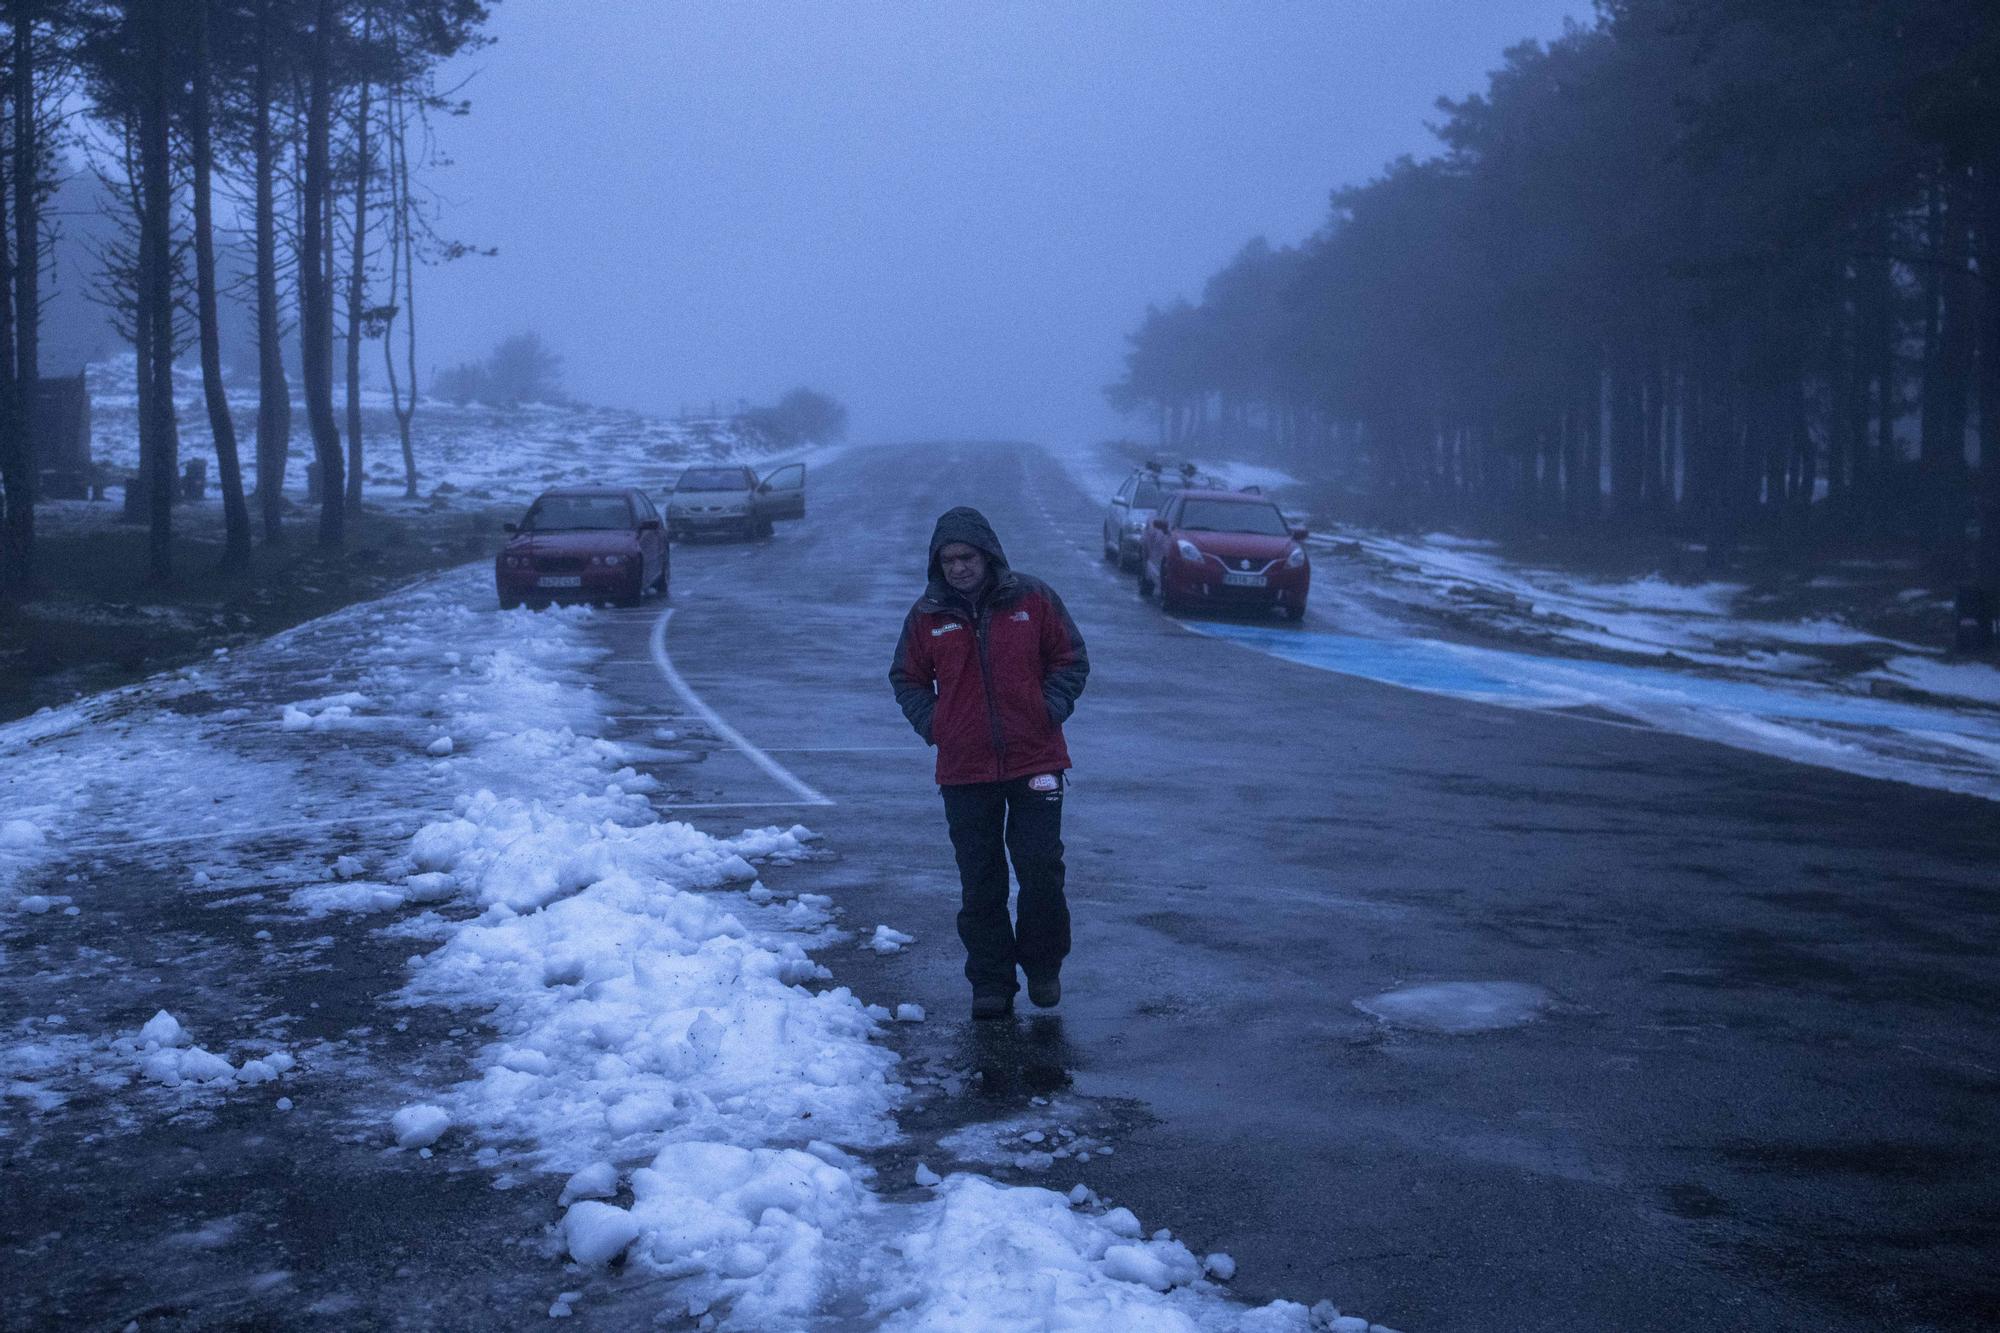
[602,441,2000,1332]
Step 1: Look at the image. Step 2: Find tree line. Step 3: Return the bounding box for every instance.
[0,0,494,593]
[1109,0,2000,583]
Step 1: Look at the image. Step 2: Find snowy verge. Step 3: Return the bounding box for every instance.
[3,551,1363,1326]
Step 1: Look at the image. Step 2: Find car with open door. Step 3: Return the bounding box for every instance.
[666,463,808,540]
[494,486,669,609]
[1138,488,1310,620]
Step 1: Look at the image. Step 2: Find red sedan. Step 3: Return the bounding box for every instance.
[1138,489,1310,620]
[495,487,670,609]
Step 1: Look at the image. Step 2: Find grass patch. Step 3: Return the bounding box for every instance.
[0,498,511,723]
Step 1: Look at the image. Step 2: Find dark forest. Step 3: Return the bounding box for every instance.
[1110,0,2000,584]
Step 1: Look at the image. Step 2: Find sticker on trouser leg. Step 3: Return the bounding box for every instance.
[1027,774,1060,794]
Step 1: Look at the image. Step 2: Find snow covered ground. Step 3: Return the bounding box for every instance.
[1,564,1382,1329]
[68,356,839,519]
[1053,444,2000,801]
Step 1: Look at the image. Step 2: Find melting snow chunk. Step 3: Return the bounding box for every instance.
[1354,980,1552,1034]
[390,1103,451,1149]
[868,925,914,954]
[138,1010,189,1049]
[561,1200,641,1266]
[1101,1239,1201,1291]
[426,735,455,756]
[914,1162,941,1187]
[894,1003,926,1023]
[559,1161,618,1206]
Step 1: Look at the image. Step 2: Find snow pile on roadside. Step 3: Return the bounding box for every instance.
[875,1175,1333,1332]
[400,809,900,1166]
[569,1139,873,1325]
[1865,655,2000,709]
[1343,531,1909,674]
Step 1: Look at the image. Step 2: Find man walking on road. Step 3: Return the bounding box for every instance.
[890,507,1090,1020]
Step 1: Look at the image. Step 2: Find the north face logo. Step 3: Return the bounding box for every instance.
[1011,611,1030,622]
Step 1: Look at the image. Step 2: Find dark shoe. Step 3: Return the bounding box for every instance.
[1026,974,1061,1009]
[971,992,1014,1021]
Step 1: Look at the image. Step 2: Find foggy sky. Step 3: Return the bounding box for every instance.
[423,2,1585,446]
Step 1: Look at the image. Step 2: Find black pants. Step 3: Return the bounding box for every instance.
[941,774,1070,996]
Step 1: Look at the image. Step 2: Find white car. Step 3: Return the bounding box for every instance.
[1101,462,1219,571]
[666,463,807,541]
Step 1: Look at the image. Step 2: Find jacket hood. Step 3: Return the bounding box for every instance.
[921,507,1020,611]
[926,506,1010,582]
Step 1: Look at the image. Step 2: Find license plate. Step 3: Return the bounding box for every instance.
[1222,572,1267,587]
[537,575,582,588]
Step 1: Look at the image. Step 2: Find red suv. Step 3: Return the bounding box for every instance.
[495,487,670,609]
[1138,489,1310,620]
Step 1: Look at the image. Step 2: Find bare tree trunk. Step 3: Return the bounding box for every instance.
[0,104,21,597]
[139,0,177,582]
[381,74,419,498]
[192,0,251,568]
[7,4,38,588]
[302,0,344,548]
[253,0,292,544]
[344,8,372,511]
[1977,162,2000,591]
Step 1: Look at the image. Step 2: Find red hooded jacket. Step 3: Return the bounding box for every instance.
[889,507,1089,786]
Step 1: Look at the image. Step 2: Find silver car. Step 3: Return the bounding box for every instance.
[666,463,807,541]
[1101,463,1217,571]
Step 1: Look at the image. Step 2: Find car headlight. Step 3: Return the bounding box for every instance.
[1124,517,1147,532]
[1175,539,1202,562]
[1286,546,1306,569]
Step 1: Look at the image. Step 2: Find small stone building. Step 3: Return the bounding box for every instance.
[32,372,93,499]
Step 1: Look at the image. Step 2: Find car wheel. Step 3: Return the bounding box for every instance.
[1137,565,1155,599]
[1118,544,1139,573]
[1281,600,1307,623]
[1159,580,1181,615]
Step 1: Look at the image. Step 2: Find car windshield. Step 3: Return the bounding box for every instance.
[677,469,749,492]
[522,495,630,530]
[1178,499,1289,536]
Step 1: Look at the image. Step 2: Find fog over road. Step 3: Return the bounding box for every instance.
[619,441,1999,1332]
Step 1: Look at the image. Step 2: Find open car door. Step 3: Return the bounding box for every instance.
[758,463,807,522]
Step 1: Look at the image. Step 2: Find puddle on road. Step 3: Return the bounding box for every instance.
[1355,980,1553,1035]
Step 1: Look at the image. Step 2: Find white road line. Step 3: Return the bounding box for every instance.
[648,607,834,807]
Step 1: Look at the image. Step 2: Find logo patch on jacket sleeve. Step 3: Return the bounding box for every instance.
[1011,610,1031,622]
[931,622,963,637]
